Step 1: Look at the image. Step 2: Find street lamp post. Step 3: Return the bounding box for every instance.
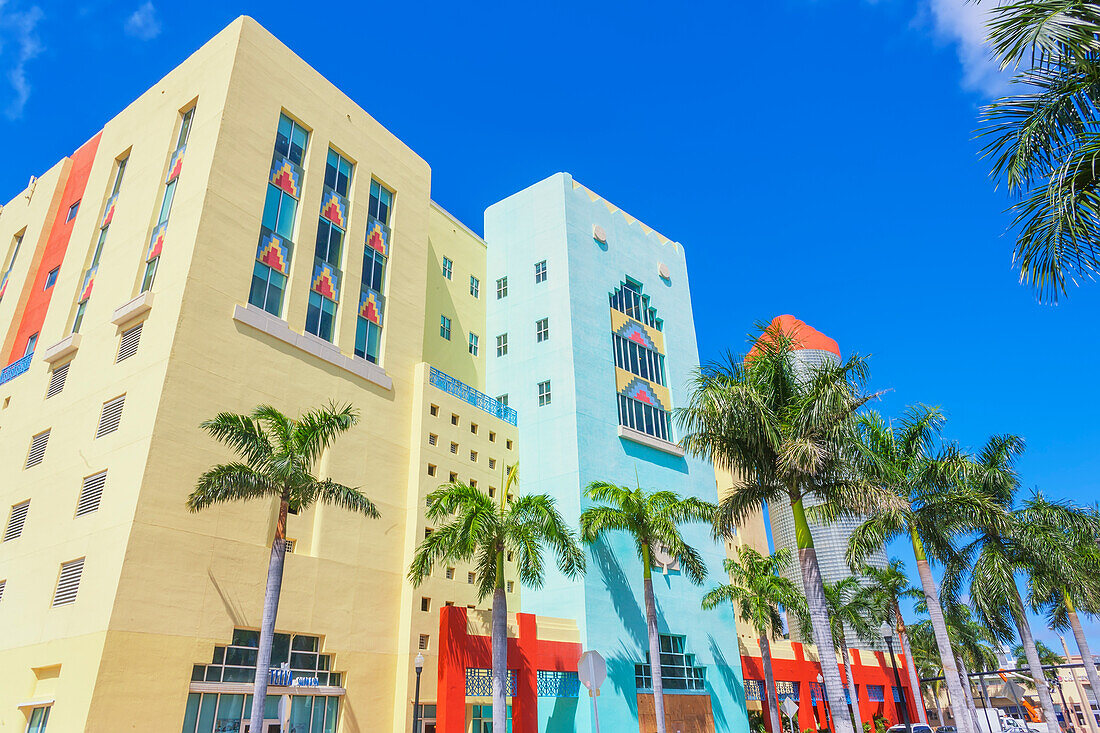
[818,672,833,731]
[882,622,913,733]
[412,652,424,733]
[1051,675,1072,733]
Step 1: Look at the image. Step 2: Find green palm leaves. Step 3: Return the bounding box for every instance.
[702,546,802,638]
[979,0,1100,301]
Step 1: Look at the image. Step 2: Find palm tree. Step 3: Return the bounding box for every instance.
[846,405,1007,733]
[978,1,1100,302]
[943,601,1001,729]
[188,403,379,733]
[1012,642,1065,671]
[579,480,715,733]
[944,437,1067,733]
[702,546,805,733]
[678,322,891,733]
[815,577,878,733]
[1022,493,1100,710]
[863,560,929,724]
[908,620,948,726]
[408,464,585,733]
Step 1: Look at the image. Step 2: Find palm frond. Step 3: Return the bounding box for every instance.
[188,462,278,511]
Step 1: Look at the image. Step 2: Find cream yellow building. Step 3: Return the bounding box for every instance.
[0,16,516,733]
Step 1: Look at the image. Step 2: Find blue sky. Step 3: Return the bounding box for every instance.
[1,1,1097,654]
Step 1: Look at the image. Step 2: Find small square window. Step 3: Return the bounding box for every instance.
[489,432,496,443]
[470,478,477,488]
[467,572,475,584]
[449,471,458,482]
[450,442,458,454]
[67,201,80,221]
[536,318,549,343]
[534,260,547,283]
[445,567,455,580]
[421,597,431,612]
[430,404,439,416]
[442,257,453,280]
[507,581,514,593]
[489,487,496,498]
[445,601,454,606]
[470,450,477,462]
[440,315,452,340]
[538,380,551,407]
[506,551,513,561]
[44,267,59,290]
[467,604,475,609]
[424,527,433,539]
[489,458,496,470]
[497,395,508,407]
[427,464,437,476]
[428,433,438,446]
[506,439,514,450]
[468,333,479,356]
[470,276,479,298]
[451,414,459,426]
[471,423,478,434]
[496,334,508,357]
[496,276,508,298]
[419,634,430,650]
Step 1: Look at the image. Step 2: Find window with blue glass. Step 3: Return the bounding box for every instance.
[250,113,309,317]
[44,268,58,290]
[634,634,706,692]
[470,704,512,733]
[72,155,127,333]
[0,231,24,305]
[307,151,350,343]
[25,705,50,732]
[610,279,671,441]
[610,278,662,329]
[142,107,194,293]
[355,179,393,364]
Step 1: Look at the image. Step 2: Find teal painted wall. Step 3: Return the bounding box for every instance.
[485,173,749,733]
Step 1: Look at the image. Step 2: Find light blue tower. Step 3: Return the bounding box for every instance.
[484,173,749,733]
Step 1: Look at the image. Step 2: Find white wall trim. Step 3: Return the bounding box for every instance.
[617,425,686,457]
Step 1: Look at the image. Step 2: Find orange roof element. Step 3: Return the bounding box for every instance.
[748,314,840,358]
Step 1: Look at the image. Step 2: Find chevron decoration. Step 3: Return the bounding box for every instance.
[312,261,339,302]
[621,377,667,412]
[320,189,347,229]
[147,222,167,262]
[166,146,185,183]
[270,157,301,198]
[365,217,389,256]
[615,320,659,352]
[80,266,97,302]
[256,231,290,275]
[101,193,118,229]
[359,289,383,325]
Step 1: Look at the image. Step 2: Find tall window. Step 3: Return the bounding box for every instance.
[355,180,393,364]
[73,156,127,333]
[0,231,25,304]
[142,107,194,293]
[496,334,508,357]
[534,259,547,283]
[306,148,351,342]
[468,333,479,356]
[250,113,309,317]
[635,635,706,691]
[470,276,479,298]
[535,318,549,343]
[611,280,671,441]
[440,315,451,340]
[537,380,551,406]
[442,257,453,280]
[496,276,508,299]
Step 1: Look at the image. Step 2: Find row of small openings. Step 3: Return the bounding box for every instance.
[428,403,514,450]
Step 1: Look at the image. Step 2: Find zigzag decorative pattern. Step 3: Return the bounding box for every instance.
[312,261,340,302]
[80,266,97,302]
[571,178,674,246]
[147,222,167,262]
[358,289,382,325]
[256,231,291,275]
[101,193,118,229]
[620,377,667,412]
[165,146,185,184]
[365,217,389,255]
[319,188,347,229]
[614,320,659,352]
[270,157,301,198]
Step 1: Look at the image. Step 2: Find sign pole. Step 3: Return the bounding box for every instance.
[578,651,608,733]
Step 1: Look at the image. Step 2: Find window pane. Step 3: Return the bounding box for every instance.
[158,180,176,224]
[262,185,282,232]
[276,194,297,239]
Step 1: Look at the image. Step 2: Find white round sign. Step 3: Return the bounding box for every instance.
[577,650,607,691]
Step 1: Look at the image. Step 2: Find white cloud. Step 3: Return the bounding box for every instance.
[924,0,1012,96]
[0,1,44,119]
[125,1,160,41]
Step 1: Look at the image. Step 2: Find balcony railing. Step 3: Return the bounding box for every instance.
[0,352,33,385]
[429,366,517,426]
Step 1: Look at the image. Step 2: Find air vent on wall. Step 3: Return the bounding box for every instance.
[52,558,85,606]
[25,430,49,468]
[4,501,29,541]
[96,396,125,438]
[46,362,69,399]
[76,471,107,517]
[116,322,142,362]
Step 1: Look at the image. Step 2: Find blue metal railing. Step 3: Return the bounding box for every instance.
[429,366,517,426]
[0,352,33,385]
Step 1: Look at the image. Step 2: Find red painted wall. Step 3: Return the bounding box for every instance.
[437,606,583,733]
[5,133,101,364]
[741,642,923,733]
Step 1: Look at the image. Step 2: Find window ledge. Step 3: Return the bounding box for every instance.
[233,304,392,391]
[618,425,685,456]
[42,334,81,364]
[111,291,154,325]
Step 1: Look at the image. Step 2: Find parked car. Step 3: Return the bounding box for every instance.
[887,724,936,733]
[936,726,957,733]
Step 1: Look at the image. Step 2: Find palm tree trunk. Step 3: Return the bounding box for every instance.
[643,553,667,733]
[911,529,974,733]
[840,637,865,733]
[1012,592,1060,733]
[761,635,784,733]
[895,603,928,724]
[1066,592,1100,731]
[249,494,289,733]
[792,497,855,733]
[957,656,984,733]
[933,681,945,727]
[493,551,508,733]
